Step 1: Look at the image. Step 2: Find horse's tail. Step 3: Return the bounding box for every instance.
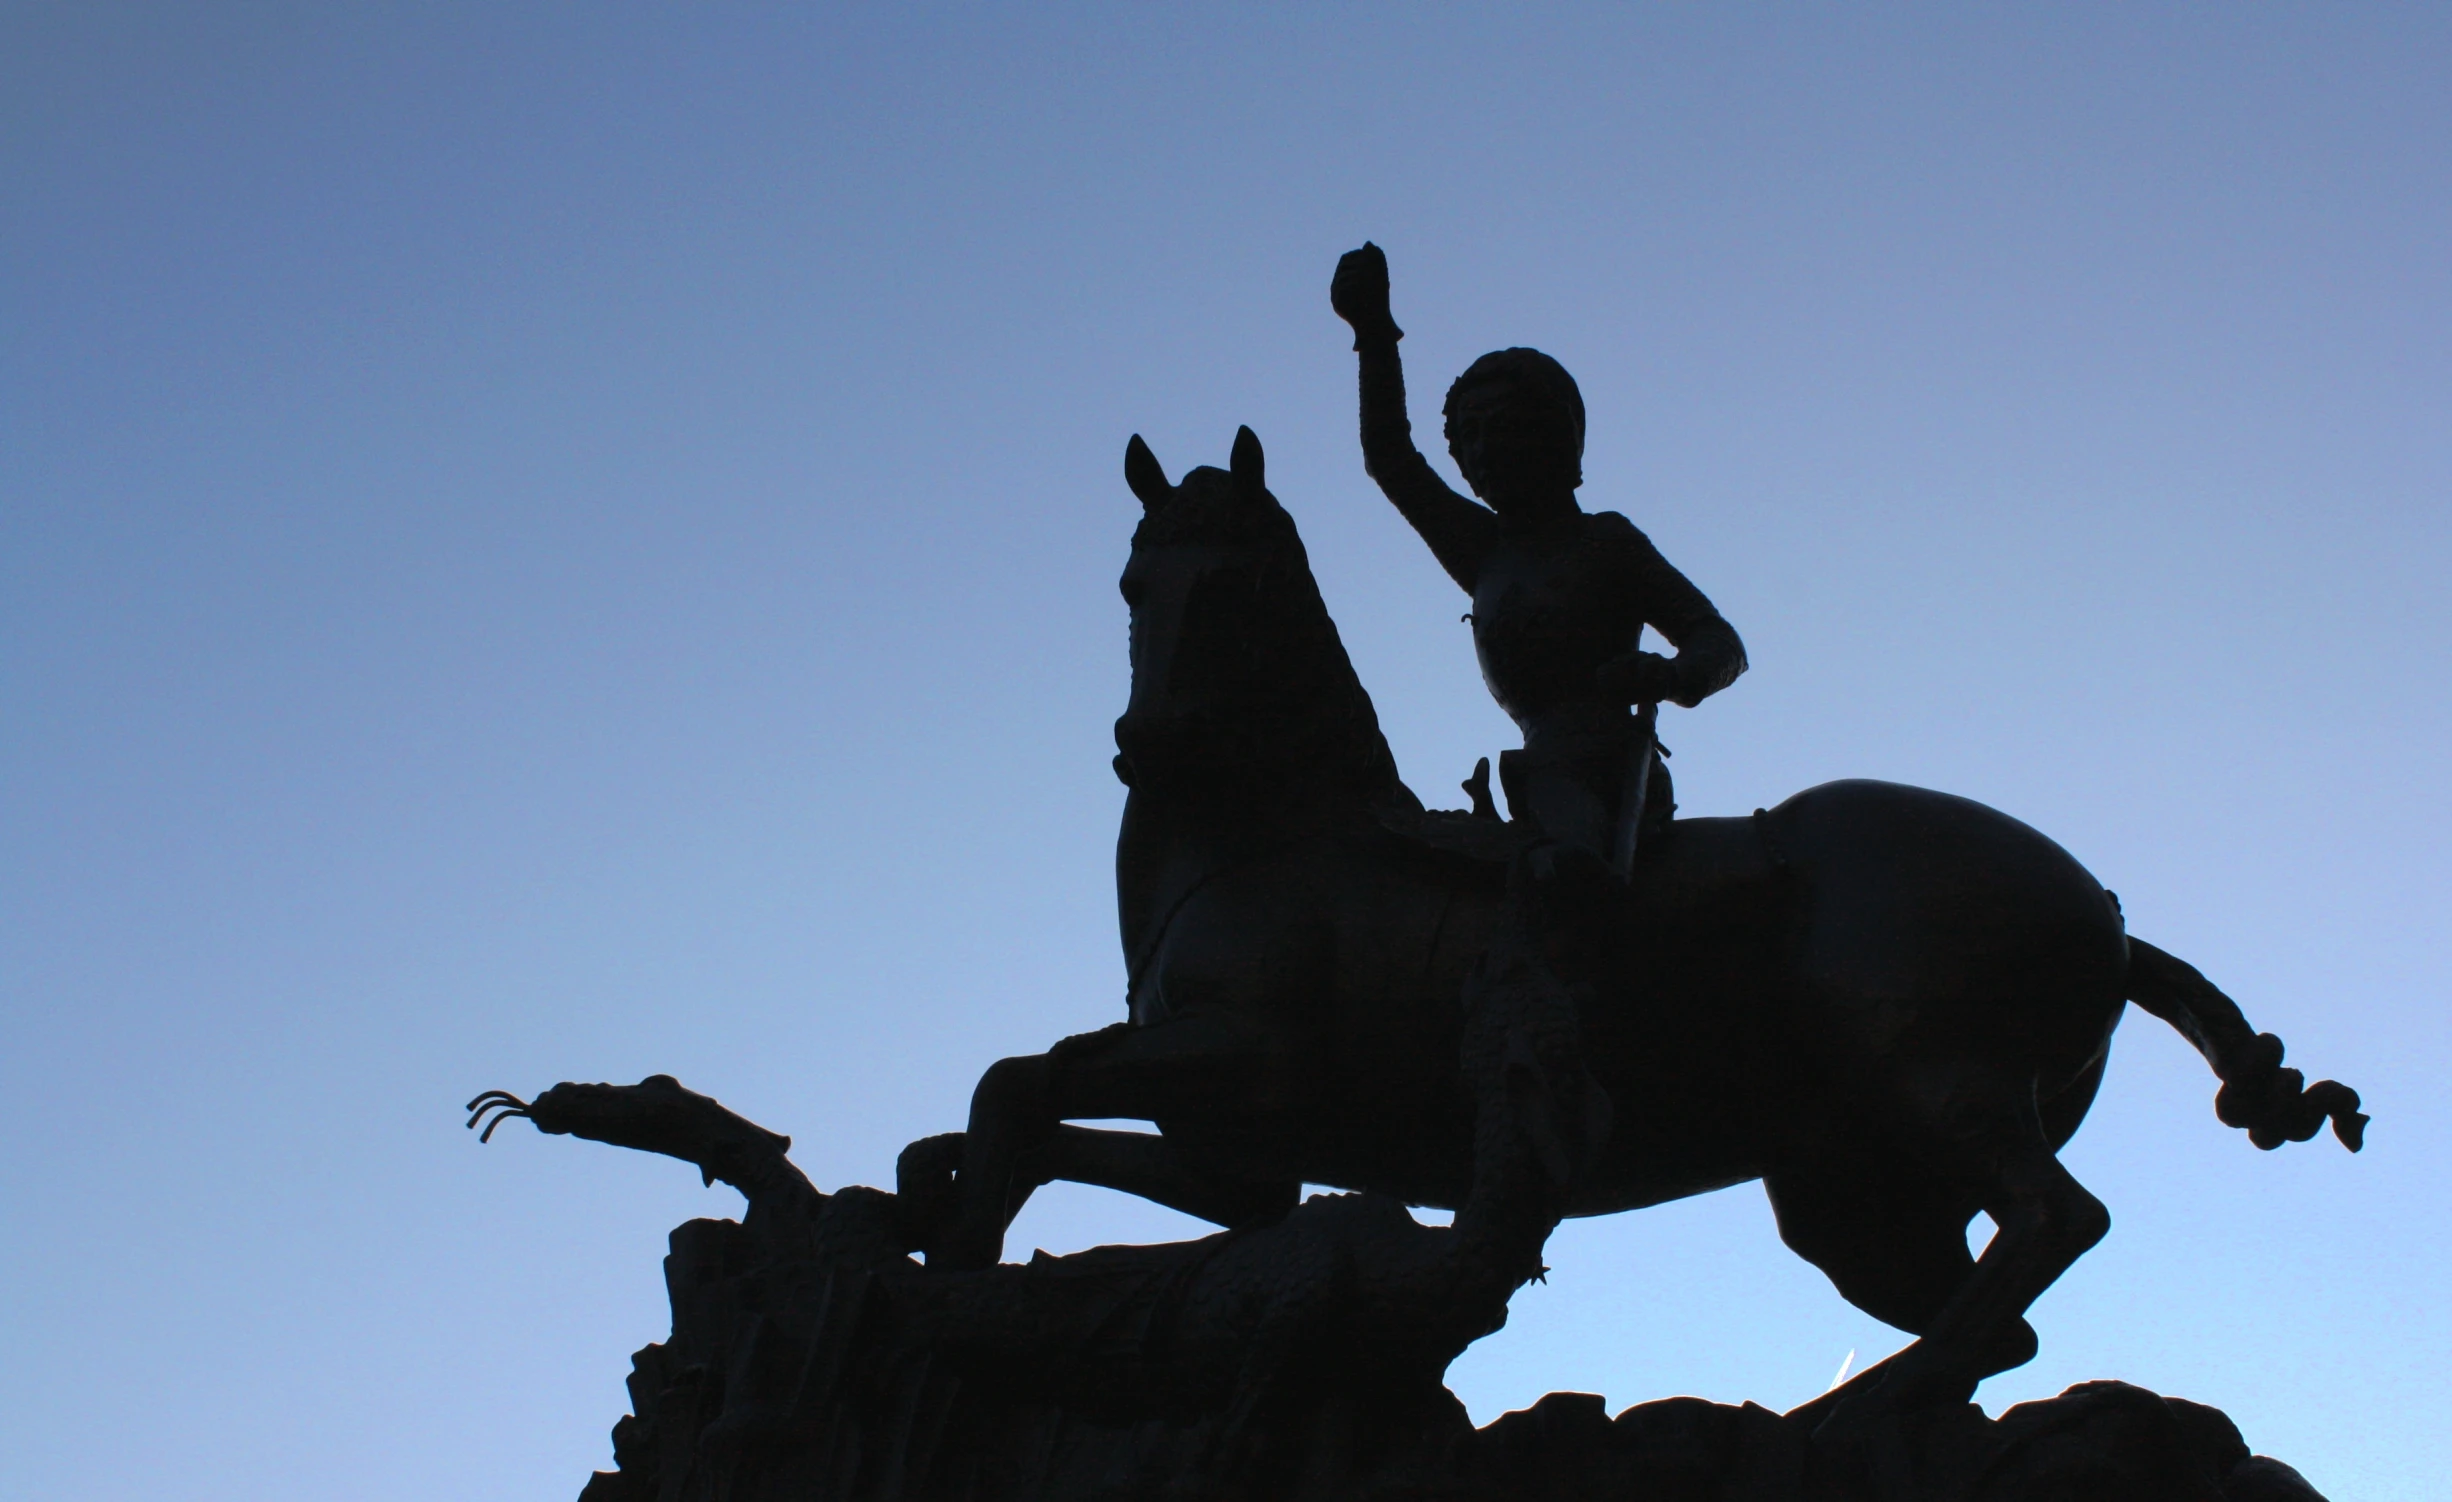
[2124,935,2366,1151]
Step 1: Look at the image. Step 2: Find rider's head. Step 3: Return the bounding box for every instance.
[1444,348,1584,519]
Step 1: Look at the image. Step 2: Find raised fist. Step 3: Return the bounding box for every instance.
[1331,242,1400,343]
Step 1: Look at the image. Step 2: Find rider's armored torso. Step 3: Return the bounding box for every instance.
[1471,510,1668,735]
[1333,249,1746,856]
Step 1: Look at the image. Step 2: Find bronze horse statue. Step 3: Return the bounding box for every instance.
[910,426,2363,1422]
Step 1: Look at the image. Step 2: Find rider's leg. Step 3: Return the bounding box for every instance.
[1491,755,1625,1000]
[1500,715,1652,869]
[1508,762,1614,863]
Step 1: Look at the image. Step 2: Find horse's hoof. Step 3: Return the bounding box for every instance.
[1973,1317,2039,1380]
[1811,1385,1918,1499]
[926,1230,1006,1273]
[894,1132,966,1253]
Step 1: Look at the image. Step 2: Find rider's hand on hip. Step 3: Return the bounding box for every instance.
[1599,650,1678,707]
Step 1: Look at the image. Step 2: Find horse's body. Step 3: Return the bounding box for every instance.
[920,428,2362,1417]
[1104,775,2127,1327]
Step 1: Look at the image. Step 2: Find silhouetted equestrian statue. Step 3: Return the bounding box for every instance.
[476,251,2363,1501]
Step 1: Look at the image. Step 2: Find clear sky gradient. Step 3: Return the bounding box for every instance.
[5,7,2446,1500]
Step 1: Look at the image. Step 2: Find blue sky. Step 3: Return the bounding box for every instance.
[5,7,2446,1499]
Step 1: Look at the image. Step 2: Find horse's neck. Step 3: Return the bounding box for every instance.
[1114,788,1350,974]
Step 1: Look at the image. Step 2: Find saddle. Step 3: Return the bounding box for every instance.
[1372,778,1787,932]
[1374,801,1542,870]
[1370,744,1677,875]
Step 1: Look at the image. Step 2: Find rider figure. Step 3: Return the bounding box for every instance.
[1331,243,1746,875]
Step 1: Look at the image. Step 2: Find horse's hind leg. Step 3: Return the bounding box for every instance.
[1764,1164,1979,1339]
[1806,1079,2107,1498]
[1879,1083,2110,1410]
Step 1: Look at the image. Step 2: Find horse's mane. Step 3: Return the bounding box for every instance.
[1141,465,1416,815]
[1130,464,1304,550]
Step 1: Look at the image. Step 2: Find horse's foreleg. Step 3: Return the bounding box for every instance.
[935,1012,1289,1270]
[1022,1126,1298,1230]
[931,1051,1061,1269]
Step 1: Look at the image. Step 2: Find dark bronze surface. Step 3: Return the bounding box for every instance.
[475,256,2360,1499]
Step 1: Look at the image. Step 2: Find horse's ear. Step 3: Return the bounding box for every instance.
[1124,434,1171,512]
[1230,425,1265,503]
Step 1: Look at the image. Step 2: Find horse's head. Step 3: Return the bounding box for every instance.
[1111,427,1401,814]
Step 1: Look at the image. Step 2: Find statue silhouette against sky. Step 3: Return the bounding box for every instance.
[1332,242,1745,874]
[473,248,2366,1502]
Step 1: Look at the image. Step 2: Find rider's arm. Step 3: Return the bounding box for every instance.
[1355,332,1499,593]
[1604,516,1748,709]
[1334,245,1497,591]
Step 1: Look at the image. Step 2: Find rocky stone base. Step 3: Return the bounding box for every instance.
[472,1075,2324,1502]
[570,1209,2322,1502]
